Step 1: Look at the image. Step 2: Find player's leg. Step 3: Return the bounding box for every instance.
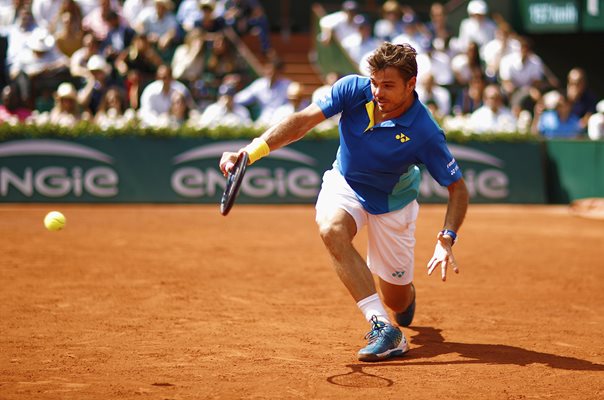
[315,168,407,362]
[367,200,419,327]
[379,279,416,327]
[316,208,377,302]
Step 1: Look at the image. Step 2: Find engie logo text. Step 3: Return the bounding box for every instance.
[171,141,321,200]
[0,140,118,199]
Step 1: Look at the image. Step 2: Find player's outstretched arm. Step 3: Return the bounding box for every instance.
[427,178,469,281]
[220,103,326,175]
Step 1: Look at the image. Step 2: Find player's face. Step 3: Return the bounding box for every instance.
[370,67,416,116]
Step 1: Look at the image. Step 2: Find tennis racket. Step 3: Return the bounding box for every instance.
[220,151,249,216]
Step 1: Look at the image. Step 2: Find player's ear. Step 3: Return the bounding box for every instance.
[407,76,417,91]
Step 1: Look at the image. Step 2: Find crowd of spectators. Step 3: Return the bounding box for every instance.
[0,0,281,130]
[0,0,602,139]
[320,0,603,140]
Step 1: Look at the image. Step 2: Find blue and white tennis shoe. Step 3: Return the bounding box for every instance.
[357,316,409,362]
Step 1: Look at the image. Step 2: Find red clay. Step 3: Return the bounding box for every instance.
[1,204,603,399]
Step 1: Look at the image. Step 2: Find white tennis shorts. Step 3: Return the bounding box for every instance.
[315,168,419,285]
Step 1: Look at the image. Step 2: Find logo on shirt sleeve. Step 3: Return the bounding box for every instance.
[395,133,411,143]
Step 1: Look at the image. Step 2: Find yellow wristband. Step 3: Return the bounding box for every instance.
[244,138,270,165]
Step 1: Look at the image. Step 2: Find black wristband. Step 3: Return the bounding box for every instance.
[440,229,457,244]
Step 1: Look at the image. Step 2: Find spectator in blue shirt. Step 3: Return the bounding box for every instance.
[532,90,583,139]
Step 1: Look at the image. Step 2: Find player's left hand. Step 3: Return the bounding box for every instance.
[427,231,459,281]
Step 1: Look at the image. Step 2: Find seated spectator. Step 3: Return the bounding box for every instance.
[416,72,451,119]
[196,82,252,128]
[115,33,163,108]
[94,86,136,129]
[6,6,38,73]
[79,55,118,115]
[200,33,248,99]
[391,12,432,55]
[451,41,485,87]
[101,10,136,65]
[531,90,583,139]
[0,85,32,124]
[54,11,84,57]
[480,21,520,82]
[42,82,84,127]
[373,1,404,42]
[31,0,65,32]
[499,36,551,118]
[419,39,454,87]
[426,2,453,48]
[122,0,154,28]
[565,67,599,129]
[70,33,102,80]
[587,100,604,140]
[176,0,203,32]
[134,0,180,60]
[196,0,225,33]
[45,0,84,35]
[82,0,124,41]
[156,90,191,128]
[468,83,517,133]
[453,0,496,53]
[138,64,194,127]
[341,14,381,66]
[234,57,291,124]
[318,0,359,45]
[223,0,271,55]
[9,28,71,109]
[257,81,308,127]
[171,28,206,84]
[452,71,486,116]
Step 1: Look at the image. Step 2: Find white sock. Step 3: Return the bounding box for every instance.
[357,293,391,324]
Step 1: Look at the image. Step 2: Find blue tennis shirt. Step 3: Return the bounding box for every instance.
[315,74,463,214]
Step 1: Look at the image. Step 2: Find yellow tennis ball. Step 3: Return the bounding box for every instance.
[44,211,66,231]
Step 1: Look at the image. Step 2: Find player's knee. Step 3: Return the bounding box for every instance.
[317,220,348,248]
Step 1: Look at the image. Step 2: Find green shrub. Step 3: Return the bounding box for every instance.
[0,121,539,143]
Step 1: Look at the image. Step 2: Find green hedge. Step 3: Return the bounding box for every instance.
[0,121,539,143]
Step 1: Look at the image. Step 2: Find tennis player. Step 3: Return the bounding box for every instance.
[220,42,469,362]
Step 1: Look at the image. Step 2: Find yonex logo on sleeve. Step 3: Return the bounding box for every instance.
[395,133,410,143]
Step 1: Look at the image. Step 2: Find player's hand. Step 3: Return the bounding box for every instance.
[219,151,239,176]
[427,231,459,281]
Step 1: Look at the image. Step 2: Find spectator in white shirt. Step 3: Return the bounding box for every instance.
[196,82,252,128]
[499,36,550,117]
[587,100,604,140]
[318,0,360,44]
[134,0,180,54]
[341,14,381,66]
[453,0,496,53]
[257,81,308,128]
[234,58,291,124]
[373,0,404,42]
[468,83,517,133]
[480,21,520,82]
[138,64,193,127]
[10,28,70,108]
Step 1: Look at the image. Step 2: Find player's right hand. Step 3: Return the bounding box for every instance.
[219,151,239,176]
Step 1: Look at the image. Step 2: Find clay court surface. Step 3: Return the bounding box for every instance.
[1,203,603,399]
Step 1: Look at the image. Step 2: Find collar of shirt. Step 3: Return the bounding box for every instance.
[362,85,423,130]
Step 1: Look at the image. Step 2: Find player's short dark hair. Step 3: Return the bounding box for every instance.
[366,42,418,81]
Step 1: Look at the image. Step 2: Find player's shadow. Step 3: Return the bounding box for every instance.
[327,326,604,387]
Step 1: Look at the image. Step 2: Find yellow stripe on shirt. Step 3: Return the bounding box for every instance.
[364,100,375,132]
